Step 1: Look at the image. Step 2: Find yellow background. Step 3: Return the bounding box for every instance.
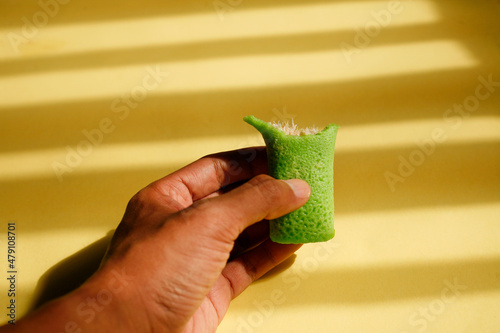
[1,0,499,332]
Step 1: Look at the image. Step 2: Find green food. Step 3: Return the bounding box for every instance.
[243,115,339,244]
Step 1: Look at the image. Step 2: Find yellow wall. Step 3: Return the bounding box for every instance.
[1,0,499,331]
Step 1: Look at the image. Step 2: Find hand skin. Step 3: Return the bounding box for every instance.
[1,147,310,333]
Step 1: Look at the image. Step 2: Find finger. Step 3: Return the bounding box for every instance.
[223,240,302,298]
[181,174,311,241]
[229,221,270,260]
[147,147,267,207]
[198,178,248,201]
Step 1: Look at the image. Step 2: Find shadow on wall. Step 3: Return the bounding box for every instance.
[1,68,498,154]
[1,0,499,153]
[28,232,114,312]
[0,21,474,78]
[229,255,500,309]
[3,139,499,231]
[2,0,387,28]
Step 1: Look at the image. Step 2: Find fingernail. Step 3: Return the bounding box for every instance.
[283,179,311,199]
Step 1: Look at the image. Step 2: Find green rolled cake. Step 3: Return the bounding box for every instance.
[243,115,339,244]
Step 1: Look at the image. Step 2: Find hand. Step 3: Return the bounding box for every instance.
[7,147,310,333]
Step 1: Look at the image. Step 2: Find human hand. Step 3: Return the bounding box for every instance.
[99,147,311,332]
[7,147,310,333]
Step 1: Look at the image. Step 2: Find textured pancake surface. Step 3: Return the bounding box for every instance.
[244,115,339,244]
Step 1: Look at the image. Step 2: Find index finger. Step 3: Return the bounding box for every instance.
[148,146,267,205]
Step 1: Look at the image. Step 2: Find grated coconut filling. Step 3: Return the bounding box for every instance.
[271,119,320,136]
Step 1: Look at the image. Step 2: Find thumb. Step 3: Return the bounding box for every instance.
[182,174,311,240]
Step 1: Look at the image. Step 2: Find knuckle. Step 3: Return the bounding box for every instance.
[262,241,278,267]
[241,257,259,281]
[127,189,147,210]
[248,174,285,203]
[126,187,157,215]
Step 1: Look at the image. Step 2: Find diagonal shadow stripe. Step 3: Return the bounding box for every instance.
[1,66,498,153]
[1,140,498,231]
[0,0,383,28]
[0,22,459,78]
[235,256,500,306]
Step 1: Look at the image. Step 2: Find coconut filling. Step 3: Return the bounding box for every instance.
[271,120,320,136]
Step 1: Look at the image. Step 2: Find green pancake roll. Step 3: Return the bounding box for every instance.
[243,115,339,244]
